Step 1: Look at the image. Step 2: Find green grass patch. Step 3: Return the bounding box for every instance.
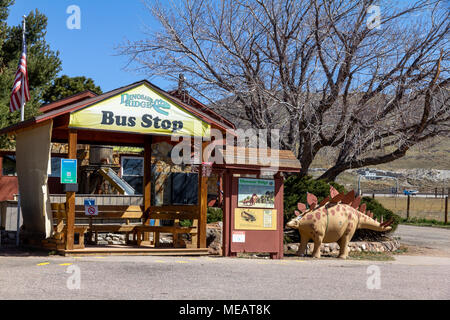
[401,217,450,229]
[392,246,408,255]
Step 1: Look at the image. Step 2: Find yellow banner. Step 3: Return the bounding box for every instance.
[69,83,210,137]
[234,208,277,230]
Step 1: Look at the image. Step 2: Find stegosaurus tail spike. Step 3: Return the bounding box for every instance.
[380,219,394,228]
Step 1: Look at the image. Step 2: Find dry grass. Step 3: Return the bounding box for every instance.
[375,196,448,221]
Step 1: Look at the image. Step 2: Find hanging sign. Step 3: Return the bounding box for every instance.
[60,159,77,184]
[69,83,210,137]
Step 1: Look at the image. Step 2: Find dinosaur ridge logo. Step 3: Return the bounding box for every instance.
[98,92,183,132]
[120,93,170,116]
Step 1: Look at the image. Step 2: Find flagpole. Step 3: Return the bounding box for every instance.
[16,15,26,246]
[20,15,26,122]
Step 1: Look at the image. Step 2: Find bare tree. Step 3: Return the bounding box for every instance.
[120,0,449,181]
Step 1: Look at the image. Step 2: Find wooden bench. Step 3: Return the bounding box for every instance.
[50,203,200,248]
[146,205,199,248]
[74,205,143,245]
[49,203,88,249]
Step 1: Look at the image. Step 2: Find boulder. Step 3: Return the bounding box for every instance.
[206,222,223,255]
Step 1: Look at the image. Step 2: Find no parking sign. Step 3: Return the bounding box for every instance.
[85,205,98,216]
[84,199,98,216]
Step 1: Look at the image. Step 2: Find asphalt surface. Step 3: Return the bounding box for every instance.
[0,225,449,300]
[393,224,450,256]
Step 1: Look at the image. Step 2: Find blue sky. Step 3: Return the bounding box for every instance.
[7,0,172,93]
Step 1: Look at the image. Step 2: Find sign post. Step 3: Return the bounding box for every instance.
[84,199,97,244]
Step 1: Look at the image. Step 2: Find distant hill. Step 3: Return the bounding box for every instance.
[310,136,450,193]
[312,135,450,171]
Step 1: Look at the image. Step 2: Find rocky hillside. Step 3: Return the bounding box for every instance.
[310,136,450,193]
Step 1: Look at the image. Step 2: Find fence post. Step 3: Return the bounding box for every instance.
[445,196,448,225]
[435,188,437,198]
[372,193,375,199]
[406,195,410,220]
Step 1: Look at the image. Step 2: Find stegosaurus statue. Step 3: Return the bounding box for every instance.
[286,186,393,259]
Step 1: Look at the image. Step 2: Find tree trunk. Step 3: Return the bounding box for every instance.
[317,163,351,182]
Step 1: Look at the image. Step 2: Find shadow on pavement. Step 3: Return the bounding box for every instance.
[0,245,53,257]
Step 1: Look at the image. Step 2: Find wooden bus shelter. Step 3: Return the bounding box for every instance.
[0,80,300,257]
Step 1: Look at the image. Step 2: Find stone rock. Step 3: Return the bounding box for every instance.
[206,222,222,255]
[160,237,171,244]
[284,238,400,256]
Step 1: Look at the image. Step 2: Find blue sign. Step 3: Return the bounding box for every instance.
[84,199,96,206]
[60,159,77,184]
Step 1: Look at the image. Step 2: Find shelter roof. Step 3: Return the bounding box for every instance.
[0,80,235,136]
[216,145,301,172]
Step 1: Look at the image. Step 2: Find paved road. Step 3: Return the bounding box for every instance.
[0,253,448,300]
[393,224,450,256]
[0,225,448,300]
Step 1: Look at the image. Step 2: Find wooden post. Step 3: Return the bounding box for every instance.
[222,170,231,257]
[143,135,152,245]
[65,129,77,250]
[88,216,93,244]
[218,173,223,206]
[197,141,208,249]
[273,172,284,260]
[435,188,437,198]
[406,195,410,220]
[445,196,448,225]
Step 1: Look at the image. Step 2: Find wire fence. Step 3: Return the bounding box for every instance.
[363,193,449,222]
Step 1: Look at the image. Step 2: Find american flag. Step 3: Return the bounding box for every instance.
[10,33,30,113]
